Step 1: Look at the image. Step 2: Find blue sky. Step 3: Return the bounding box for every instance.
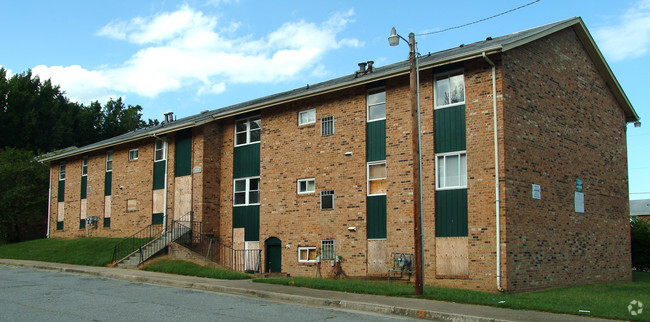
[1,0,649,199]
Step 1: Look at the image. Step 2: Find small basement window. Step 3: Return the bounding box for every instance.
[298,247,317,262]
[321,239,335,260]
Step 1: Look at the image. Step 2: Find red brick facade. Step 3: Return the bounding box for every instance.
[47,25,634,292]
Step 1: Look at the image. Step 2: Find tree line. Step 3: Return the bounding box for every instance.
[0,67,157,243]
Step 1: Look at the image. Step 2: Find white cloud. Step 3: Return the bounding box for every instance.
[594,0,650,61]
[32,6,361,104]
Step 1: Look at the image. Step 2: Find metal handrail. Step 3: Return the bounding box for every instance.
[111,211,194,265]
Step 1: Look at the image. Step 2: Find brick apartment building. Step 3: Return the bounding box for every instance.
[41,17,640,292]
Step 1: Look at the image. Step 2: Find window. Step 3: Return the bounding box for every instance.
[129,149,139,161]
[321,239,335,260]
[81,157,88,176]
[297,178,315,194]
[321,116,334,136]
[298,109,316,126]
[155,140,167,161]
[106,151,113,172]
[59,162,66,180]
[436,152,467,189]
[434,71,465,108]
[368,161,387,195]
[298,247,317,262]
[321,190,334,210]
[235,117,261,146]
[367,89,386,122]
[234,177,260,206]
[127,199,137,212]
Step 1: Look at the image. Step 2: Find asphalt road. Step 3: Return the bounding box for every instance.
[0,264,416,321]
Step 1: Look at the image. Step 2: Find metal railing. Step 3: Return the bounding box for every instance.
[111,213,194,266]
[177,234,261,273]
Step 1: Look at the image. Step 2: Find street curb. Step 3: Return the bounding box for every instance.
[1,259,504,321]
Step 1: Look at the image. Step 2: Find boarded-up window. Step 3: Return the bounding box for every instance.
[127,199,137,212]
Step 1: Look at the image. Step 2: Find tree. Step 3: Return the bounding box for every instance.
[0,67,157,243]
[0,148,49,243]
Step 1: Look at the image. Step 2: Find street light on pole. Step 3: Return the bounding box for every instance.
[389,27,425,296]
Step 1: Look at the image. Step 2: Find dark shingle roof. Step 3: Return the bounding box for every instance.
[40,17,638,162]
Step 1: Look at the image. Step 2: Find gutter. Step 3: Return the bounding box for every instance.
[482,52,504,292]
[46,167,52,238]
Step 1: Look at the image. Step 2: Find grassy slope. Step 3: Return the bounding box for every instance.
[142,259,252,280]
[0,238,122,266]
[256,272,650,321]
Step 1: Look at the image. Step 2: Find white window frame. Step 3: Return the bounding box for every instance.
[154,140,167,162]
[298,246,317,263]
[321,190,334,210]
[105,151,113,172]
[233,176,260,206]
[321,239,335,260]
[81,156,88,176]
[367,161,387,196]
[235,116,261,147]
[435,151,467,190]
[129,149,139,161]
[367,88,386,122]
[59,162,66,180]
[298,109,316,126]
[297,178,315,194]
[434,69,465,109]
[321,116,334,136]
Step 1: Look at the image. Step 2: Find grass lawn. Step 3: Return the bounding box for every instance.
[255,272,650,321]
[0,238,122,266]
[143,259,252,280]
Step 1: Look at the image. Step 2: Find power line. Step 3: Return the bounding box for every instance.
[416,0,542,37]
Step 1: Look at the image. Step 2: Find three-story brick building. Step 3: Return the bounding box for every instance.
[41,17,640,292]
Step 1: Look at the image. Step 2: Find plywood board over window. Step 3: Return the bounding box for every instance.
[435,237,469,278]
[127,199,137,212]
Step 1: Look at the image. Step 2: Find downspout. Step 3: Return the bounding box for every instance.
[46,166,52,238]
[482,52,504,292]
[153,133,169,232]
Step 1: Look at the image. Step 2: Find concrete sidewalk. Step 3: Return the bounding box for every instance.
[0,259,610,321]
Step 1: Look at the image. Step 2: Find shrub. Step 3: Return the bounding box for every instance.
[631,218,650,271]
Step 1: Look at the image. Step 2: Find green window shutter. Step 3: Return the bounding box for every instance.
[367,195,387,239]
[103,218,111,228]
[435,189,468,237]
[104,171,112,196]
[366,120,386,162]
[434,105,466,153]
[233,205,260,241]
[175,130,192,177]
[152,213,164,225]
[153,161,166,190]
[57,180,65,202]
[80,219,86,229]
[233,144,260,179]
[56,221,63,230]
[80,176,87,199]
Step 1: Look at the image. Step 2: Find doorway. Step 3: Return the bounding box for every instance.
[265,237,282,273]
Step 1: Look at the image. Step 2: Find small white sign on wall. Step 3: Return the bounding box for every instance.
[575,191,585,213]
[532,184,541,199]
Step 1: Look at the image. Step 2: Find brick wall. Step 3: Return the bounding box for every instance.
[501,28,632,291]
